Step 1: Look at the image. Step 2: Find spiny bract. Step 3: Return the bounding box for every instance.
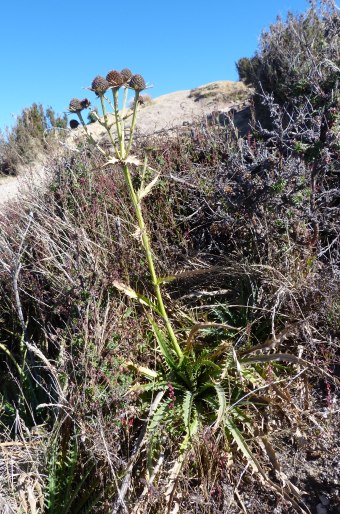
[129,74,146,91]
[68,98,83,113]
[120,68,133,83]
[106,70,124,88]
[91,76,110,94]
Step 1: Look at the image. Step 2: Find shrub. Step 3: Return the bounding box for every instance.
[236,2,339,104]
[0,103,67,175]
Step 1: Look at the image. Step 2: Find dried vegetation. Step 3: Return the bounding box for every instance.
[0,2,339,513]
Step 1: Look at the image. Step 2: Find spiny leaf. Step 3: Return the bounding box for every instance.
[213,382,228,429]
[126,361,158,379]
[182,390,194,430]
[150,318,177,370]
[193,358,221,375]
[224,416,260,474]
[112,281,161,314]
[156,275,176,285]
[188,407,199,439]
[129,380,169,393]
[138,172,160,200]
[147,399,172,435]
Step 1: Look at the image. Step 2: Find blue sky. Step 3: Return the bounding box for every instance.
[1,0,310,131]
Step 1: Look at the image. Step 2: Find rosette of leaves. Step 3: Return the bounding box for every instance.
[128,319,317,511]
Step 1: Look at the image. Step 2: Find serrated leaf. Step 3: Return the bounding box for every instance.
[104,155,142,167]
[156,275,176,285]
[213,382,227,430]
[112,280,141,300]
[128,381,164,393]
[112,281,160,314]
[138,172,160,200]
[193,358,221,375]
[150,318,177,370]
[189,408,199,438]
[126,361,158,379]
[148,399,172,435]
[182,390,194,430]
[224,417,260,474]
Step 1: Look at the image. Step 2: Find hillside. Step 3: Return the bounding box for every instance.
[0,80,250,206]
[0,4,339,514]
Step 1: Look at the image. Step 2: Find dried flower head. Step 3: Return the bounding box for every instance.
[91,75,110,94]
[68,98,83,113]
[129,74,146,91]
[81,98,91,109]
[69,119,80,129]
[121,68,133,83]
[106,70,124,88]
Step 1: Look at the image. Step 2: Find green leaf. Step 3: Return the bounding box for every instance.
[156,275,176,285]
[129,380,169,393]
[182,390,194,430]
[189,407,199,438]
[148,398,172,435]
[193,358,221,376]
[150,318,177,370]
[224,416,260,474]
[137,172,160,200]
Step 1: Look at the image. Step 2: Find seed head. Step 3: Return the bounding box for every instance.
[69,119,80,129]
[91,75,110,94]
[120,68,133,83]
[106,70,124,88]
[81,98,91,109]
[129,74,146,91]
[68,98,83,113]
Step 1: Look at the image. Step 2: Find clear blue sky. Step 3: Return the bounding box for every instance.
[1,0,310,131]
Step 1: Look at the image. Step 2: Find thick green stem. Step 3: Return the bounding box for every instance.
[122,163,183,361]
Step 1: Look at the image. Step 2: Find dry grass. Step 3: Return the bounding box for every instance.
[189,80,252,104]
[0,9,339,506]
[0,118,338,511]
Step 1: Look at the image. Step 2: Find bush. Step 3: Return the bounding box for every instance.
[0,103,67,175]
[236,2,339,167]
[236,2,339,104]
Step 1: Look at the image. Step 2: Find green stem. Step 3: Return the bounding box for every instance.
[77,112,107,156]
[126,91,140,157]
[112,88,125,157]
[100,94,121,158]
[120,87,129,151]
[122,163,183,361]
